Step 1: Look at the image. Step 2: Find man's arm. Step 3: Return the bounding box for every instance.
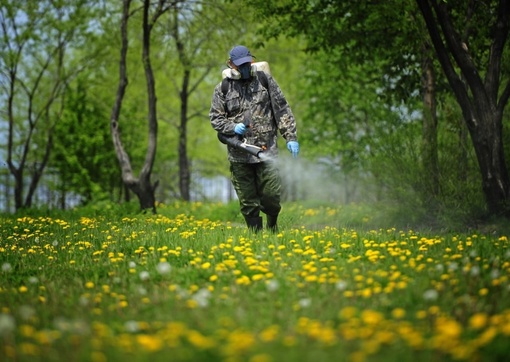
[267,75,298,142]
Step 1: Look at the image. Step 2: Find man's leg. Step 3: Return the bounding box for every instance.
[230,162,262,231]
[256,162,282,231]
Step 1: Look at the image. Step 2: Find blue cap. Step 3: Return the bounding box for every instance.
[229,45,254,66]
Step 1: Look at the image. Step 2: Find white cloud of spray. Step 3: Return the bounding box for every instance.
[269,154,361,203]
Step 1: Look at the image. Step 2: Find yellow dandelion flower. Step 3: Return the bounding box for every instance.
[339,306,357,319]
[136,334,163,352]
[259,325,280,342]
[361,310,384,325]
[20,324,36,337]
[416,310,427,319]
[479,288,489,296]
[476,326,498,347]
[19,342,39,356]
[186,299,198,309]
[343,290,354,298]
[187,330,216,349]
[468,313,488,330]
[435,317,462,338]
[235,275,251,285]
[391,308,406,319]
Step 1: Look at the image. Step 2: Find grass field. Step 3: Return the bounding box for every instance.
[1,201,510,361]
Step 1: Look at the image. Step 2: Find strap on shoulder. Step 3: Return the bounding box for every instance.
[257,70,269,90]
[221,78,230,97]
[221,71,269,97]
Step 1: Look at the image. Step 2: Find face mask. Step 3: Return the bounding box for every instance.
[237,63,252,80]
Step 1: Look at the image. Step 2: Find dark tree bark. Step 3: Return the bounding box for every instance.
[178,68,191,201]
[416,0,510,216]
[171,9,191,201]
[421,40,440,197]
[110,0,174,213]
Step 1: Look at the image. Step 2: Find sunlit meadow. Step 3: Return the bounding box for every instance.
[1,202,510,362]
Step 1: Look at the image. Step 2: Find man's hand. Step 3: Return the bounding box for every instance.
[287,141,299,158]
[234,123,247,136]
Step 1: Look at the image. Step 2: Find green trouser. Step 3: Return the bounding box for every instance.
[230,161,281,230]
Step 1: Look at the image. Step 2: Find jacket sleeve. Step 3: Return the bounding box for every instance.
[209,83,236,135]
[267,75,298,142]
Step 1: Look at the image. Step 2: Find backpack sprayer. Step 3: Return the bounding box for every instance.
[218,62,270,158]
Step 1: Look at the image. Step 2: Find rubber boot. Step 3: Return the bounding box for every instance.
[244,216,263,232]
[267,214,278,233]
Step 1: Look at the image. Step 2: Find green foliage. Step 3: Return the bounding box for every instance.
[52,78,121,203]
[2,0,508,226]
[244,0,510,223]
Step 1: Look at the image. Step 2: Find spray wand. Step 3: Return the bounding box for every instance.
[217,109,266,158]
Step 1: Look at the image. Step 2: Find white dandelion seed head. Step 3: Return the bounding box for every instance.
[19,305,35,321]
[192,288,211,308]
[139,271,150,281]
[54,317,70,332]
[156,262,171,275]
[0,314,16,336]
[52,240,59,247]
[79,296,89,307]
[128,261,137,268]
[2,263,12,273]
[137,286,147,295]
[266,279,280,292]
[28,276,39,284]
[298,298,311,308]
[470,265,481,277]
[490,269,500,279]
[124,320,139,333]
[423,289,439,301]
[335,280,347,291]
[435,264,444,272]
[448,262,458,271]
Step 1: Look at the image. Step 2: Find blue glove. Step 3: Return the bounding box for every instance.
[287,141,299,158]
[234,123,247,136]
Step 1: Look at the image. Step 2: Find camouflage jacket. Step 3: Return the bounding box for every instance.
[209,71,298,163]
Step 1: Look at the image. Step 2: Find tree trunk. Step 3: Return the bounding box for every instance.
[421,41,439,197]
[467,107,509,215]
[171,9,191,201]
[179,69,191,201]
[416,0,510,216]
[12,169,23,211]
[110,0,164,214]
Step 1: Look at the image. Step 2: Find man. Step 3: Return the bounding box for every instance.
[209,45,299,232]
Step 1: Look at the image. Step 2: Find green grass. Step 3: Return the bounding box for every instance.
[1,201,510,362]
